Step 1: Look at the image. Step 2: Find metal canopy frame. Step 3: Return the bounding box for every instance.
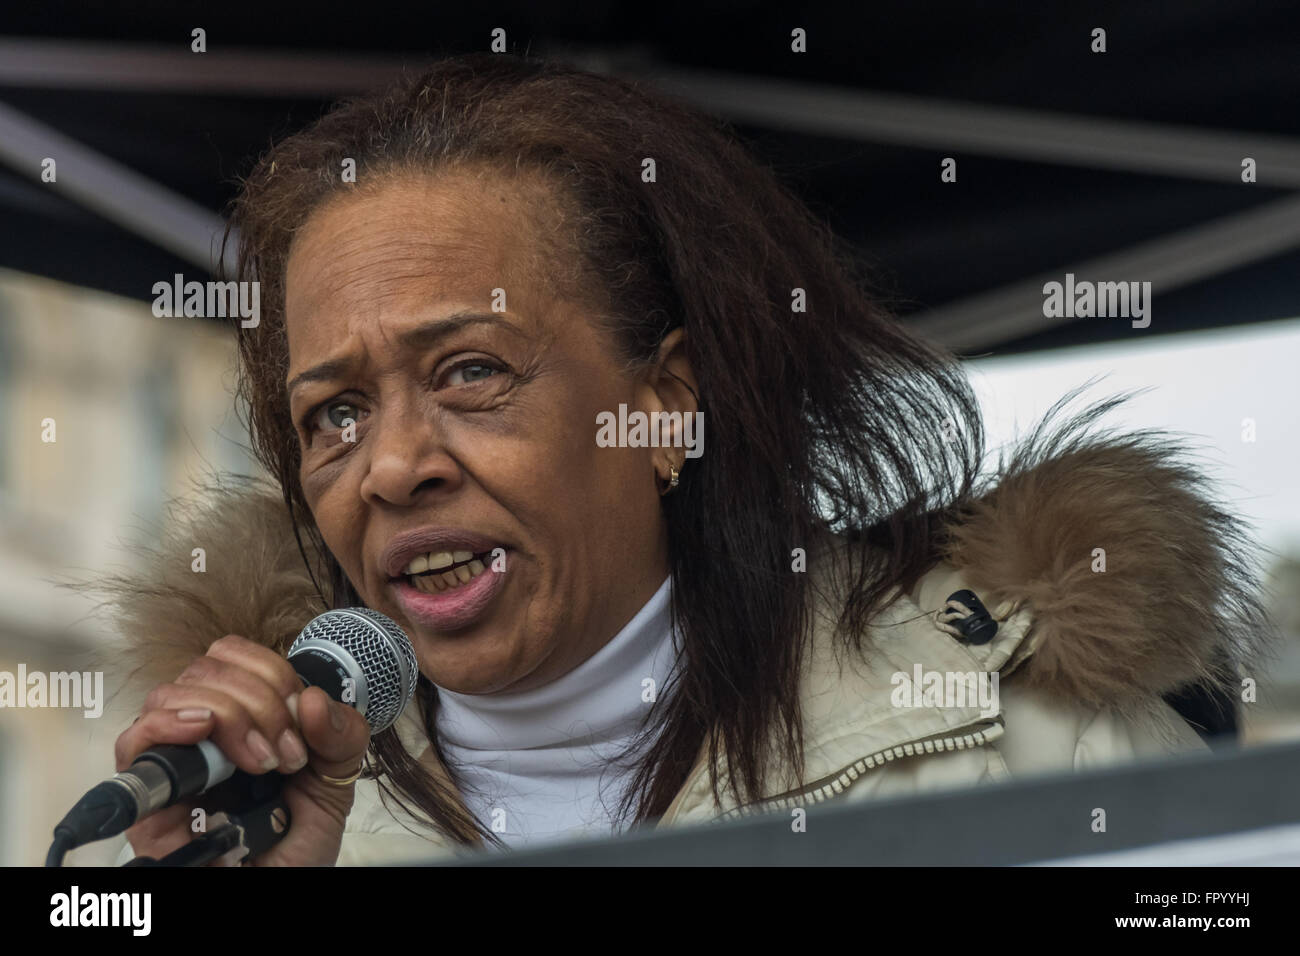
[0,40,1295,348]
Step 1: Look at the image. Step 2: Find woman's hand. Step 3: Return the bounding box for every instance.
[114,634,372,867]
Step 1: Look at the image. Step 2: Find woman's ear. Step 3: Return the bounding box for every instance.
[637,328,701,472]
[650,328,698,405]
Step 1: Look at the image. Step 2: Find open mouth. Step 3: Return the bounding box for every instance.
[400,550,494,594]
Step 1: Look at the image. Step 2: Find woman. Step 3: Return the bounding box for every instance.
[105,53,1269,865]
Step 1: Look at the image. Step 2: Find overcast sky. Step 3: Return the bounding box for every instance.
[969,317,1300,563]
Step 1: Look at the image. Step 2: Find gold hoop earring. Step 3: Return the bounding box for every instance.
[660,464,680,496]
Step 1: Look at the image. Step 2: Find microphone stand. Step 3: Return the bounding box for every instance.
[125,823,244,867]
[124,771,290,867]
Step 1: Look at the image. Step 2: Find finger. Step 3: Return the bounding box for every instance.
[173,654,307,771]
[248,690,372,858]
[139,683,286,775]
[124,801,196,861]
[203,634,304,719]
[115,707,216,771]
[297,686,371,777]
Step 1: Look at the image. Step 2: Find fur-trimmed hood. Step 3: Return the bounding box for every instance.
[938,399,1271,717]
[88,398,1276,793]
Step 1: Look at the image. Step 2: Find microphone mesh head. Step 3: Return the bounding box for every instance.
[290,608,418,733]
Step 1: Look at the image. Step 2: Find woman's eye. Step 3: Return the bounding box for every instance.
[446,363,500,386]
[315,402,360,431]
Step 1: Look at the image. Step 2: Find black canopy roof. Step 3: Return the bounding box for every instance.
[2,0,1297,354]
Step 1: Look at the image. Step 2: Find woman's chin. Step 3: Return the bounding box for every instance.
[416,648,532,696]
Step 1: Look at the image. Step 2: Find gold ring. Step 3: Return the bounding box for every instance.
[315,764,364,787]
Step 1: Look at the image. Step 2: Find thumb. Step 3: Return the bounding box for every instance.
[296,685,371,778]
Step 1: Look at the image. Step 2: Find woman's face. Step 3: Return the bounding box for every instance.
[283,169,693,694]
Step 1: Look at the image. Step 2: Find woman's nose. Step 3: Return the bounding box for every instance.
[357,403,463,506]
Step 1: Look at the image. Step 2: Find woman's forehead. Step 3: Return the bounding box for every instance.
[284,170,573,328]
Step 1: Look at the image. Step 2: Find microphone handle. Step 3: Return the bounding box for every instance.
[131,739,236,805]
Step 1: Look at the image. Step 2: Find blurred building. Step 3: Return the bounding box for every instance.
[0,266,260,866]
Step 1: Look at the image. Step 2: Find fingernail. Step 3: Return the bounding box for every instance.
[278,728,308,772]
[285,692,300,726]
[329,700,346,732]
[177,708,212,722]
[245,728,279,771]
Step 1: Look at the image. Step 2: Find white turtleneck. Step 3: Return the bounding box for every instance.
[432,575,679,850]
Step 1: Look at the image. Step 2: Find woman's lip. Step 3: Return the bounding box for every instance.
[389,555,508,632]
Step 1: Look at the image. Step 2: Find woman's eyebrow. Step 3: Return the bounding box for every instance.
[395,311,525,350]
[285,311,526,396]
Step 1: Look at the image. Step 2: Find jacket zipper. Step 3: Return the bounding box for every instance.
[712,715,1006,823]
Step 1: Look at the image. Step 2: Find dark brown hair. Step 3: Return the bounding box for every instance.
[223,52,985,847]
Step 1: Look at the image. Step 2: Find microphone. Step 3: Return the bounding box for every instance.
[47,608,417,863]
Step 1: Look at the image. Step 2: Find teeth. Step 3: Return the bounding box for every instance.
[407,554,492,595]
[402,549,475,575]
